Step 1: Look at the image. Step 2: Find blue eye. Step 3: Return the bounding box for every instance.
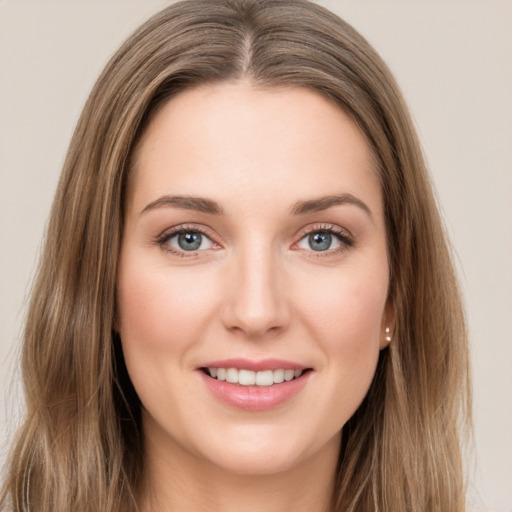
[308,232,333,251]
[165,230,214,252]
[297,229,348,252]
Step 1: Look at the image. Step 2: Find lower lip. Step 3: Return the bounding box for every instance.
[199,371,311,411]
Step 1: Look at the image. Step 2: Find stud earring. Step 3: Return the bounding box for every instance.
[385,327,392,342]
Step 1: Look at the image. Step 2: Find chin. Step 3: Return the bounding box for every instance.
[211,447,301,476]
[192,423,340,477]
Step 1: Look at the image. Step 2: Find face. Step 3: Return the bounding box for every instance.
[117,82,393,477]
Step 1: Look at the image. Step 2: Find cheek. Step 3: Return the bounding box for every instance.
[296,260,388,393]
[299,263,388,343]
[117,257,217,355]
[116,254,222,421]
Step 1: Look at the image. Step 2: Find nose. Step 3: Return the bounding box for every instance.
[221,243,290,338]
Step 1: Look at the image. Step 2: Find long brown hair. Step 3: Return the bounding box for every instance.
[1,1,471,510]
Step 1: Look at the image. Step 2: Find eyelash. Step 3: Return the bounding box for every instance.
[156,224,218,258]
[297,224,355,258]
[156,223,355,258]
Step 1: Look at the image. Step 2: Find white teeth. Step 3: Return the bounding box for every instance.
[255,370,273,386]
[207,367,305,386]
[238,369,255,385]
[273,369,285,383]
[226,368,238,383]
[284,369,295,381]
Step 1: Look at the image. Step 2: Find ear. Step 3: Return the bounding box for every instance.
[380,298,395,350]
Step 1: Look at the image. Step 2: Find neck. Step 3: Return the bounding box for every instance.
[139,424,340,512]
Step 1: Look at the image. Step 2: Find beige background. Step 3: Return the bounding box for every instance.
[1,1,511,510]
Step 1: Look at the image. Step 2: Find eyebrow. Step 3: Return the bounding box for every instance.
[140,192,373,220]
[289,193,373,220]
[140,195,224,216]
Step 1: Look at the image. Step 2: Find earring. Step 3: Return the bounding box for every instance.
[385,327,392,342]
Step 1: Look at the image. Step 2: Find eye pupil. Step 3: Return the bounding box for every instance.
[178,232,202,251]
[309,231,332,251]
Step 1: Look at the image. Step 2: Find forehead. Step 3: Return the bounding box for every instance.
[129,82,382,218]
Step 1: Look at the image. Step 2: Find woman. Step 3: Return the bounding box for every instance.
[0,0,471,510]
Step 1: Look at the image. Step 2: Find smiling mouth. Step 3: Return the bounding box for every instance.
[201,367,312,387]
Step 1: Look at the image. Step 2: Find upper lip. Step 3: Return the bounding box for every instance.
[199,358,310,372]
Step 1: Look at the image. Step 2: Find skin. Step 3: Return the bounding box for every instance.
[117,81,393,512]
